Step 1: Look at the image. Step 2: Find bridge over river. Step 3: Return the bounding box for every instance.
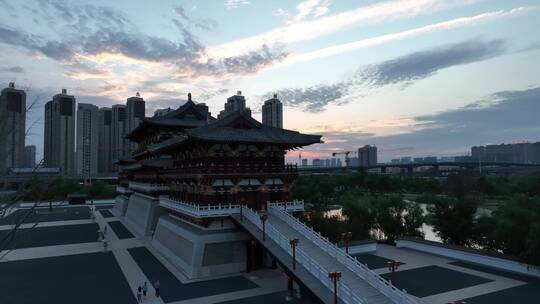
[298,161,540,175]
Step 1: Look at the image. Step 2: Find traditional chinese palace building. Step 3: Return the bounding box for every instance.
[114,93,321,278]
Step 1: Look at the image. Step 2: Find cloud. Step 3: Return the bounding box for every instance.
[309,87,540,160]
[0,66,25,73]
[208,0,475,59]
[174,6,218,31]
[294,0,331,21]
[197,88,230,101]
[517,42,540,53]
[266,39,509,112]
[80,28,202,62]
[185,44,289,79]
[225,0,250,9]
[63,62,112,80]
[285,7,532,65]
[0,4,199,63]
[36,0,129,31]
[0,1,286,85]
[357,39,507,88]
[265,82,349,113]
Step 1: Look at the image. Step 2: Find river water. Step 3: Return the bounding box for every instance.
[323,203,495,243]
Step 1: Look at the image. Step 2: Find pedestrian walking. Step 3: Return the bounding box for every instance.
[154,280,160,298]
[103,225,108,236]
[143,281,148,298]
[137,286,142,303]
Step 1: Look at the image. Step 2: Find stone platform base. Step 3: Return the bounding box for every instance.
[152,215,249,279]
[123,193,163,237]
[113,195,129,216]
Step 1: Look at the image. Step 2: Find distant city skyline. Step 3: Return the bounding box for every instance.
[0,0,539,162]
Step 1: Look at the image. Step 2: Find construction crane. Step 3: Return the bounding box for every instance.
[332,151,355,168]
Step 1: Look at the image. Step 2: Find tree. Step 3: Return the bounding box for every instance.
[490,195,540,264]
[371,195,424,243]
[299,211,349,243]
[427,195,478,246]
[342,193,375,240]
[403,201,425,238]
[472,215,499,250]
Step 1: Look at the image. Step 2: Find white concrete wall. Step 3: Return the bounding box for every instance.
[396,239,540,278]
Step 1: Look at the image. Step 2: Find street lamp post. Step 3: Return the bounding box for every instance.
[289,238,299,270]
[341,231,352,254]
[260,214,268,241]
[328,271,342,304]
[386,260,400,274]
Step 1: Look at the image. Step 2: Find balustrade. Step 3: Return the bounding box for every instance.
[241,205,367,304]
[129,182,169,192]
[267,205,417,304]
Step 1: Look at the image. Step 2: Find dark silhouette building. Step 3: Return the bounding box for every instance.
[0,82,26,171]
[44,89,76,175]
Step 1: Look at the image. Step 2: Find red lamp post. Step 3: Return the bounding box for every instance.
[341,232,352,254]
[386,260,400,274]
[260,214,268,241]
[289,238,299,270]
[328,271,342,304]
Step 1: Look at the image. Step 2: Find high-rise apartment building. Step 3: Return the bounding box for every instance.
[111,104,128,166]
[312,159,323,167]
[262,94,283,128]
[76,103,99,177]
[98,107,113,174]
[218,91,251,119]
[0,82,26,171]
[471,142,540,164]
[24,145,36,168]
[126,92,145,153]
[44,89,76,176]
[358,145,378,167]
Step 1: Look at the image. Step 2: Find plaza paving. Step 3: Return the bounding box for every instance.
[353,253,405,270]
[364,244,540,304]
[1,202,539,304]
[0,204,297,304]
[99,209,115,218]
[380,265,493,297]
[0,251,136,304]
[0,223,99,249]
[128,246,258,302]
[215,291,312,304]
[0,206,90,225]
[108,220,135,239]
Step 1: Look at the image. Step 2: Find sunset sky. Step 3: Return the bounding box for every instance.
[1,0,539,162]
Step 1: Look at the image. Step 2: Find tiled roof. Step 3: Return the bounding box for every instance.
[186,112,322,146]
[141,117,207,128]
[114,157,136,165]
[147,136,186,153]
[126,100,212,140]
[123,157,172,171]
